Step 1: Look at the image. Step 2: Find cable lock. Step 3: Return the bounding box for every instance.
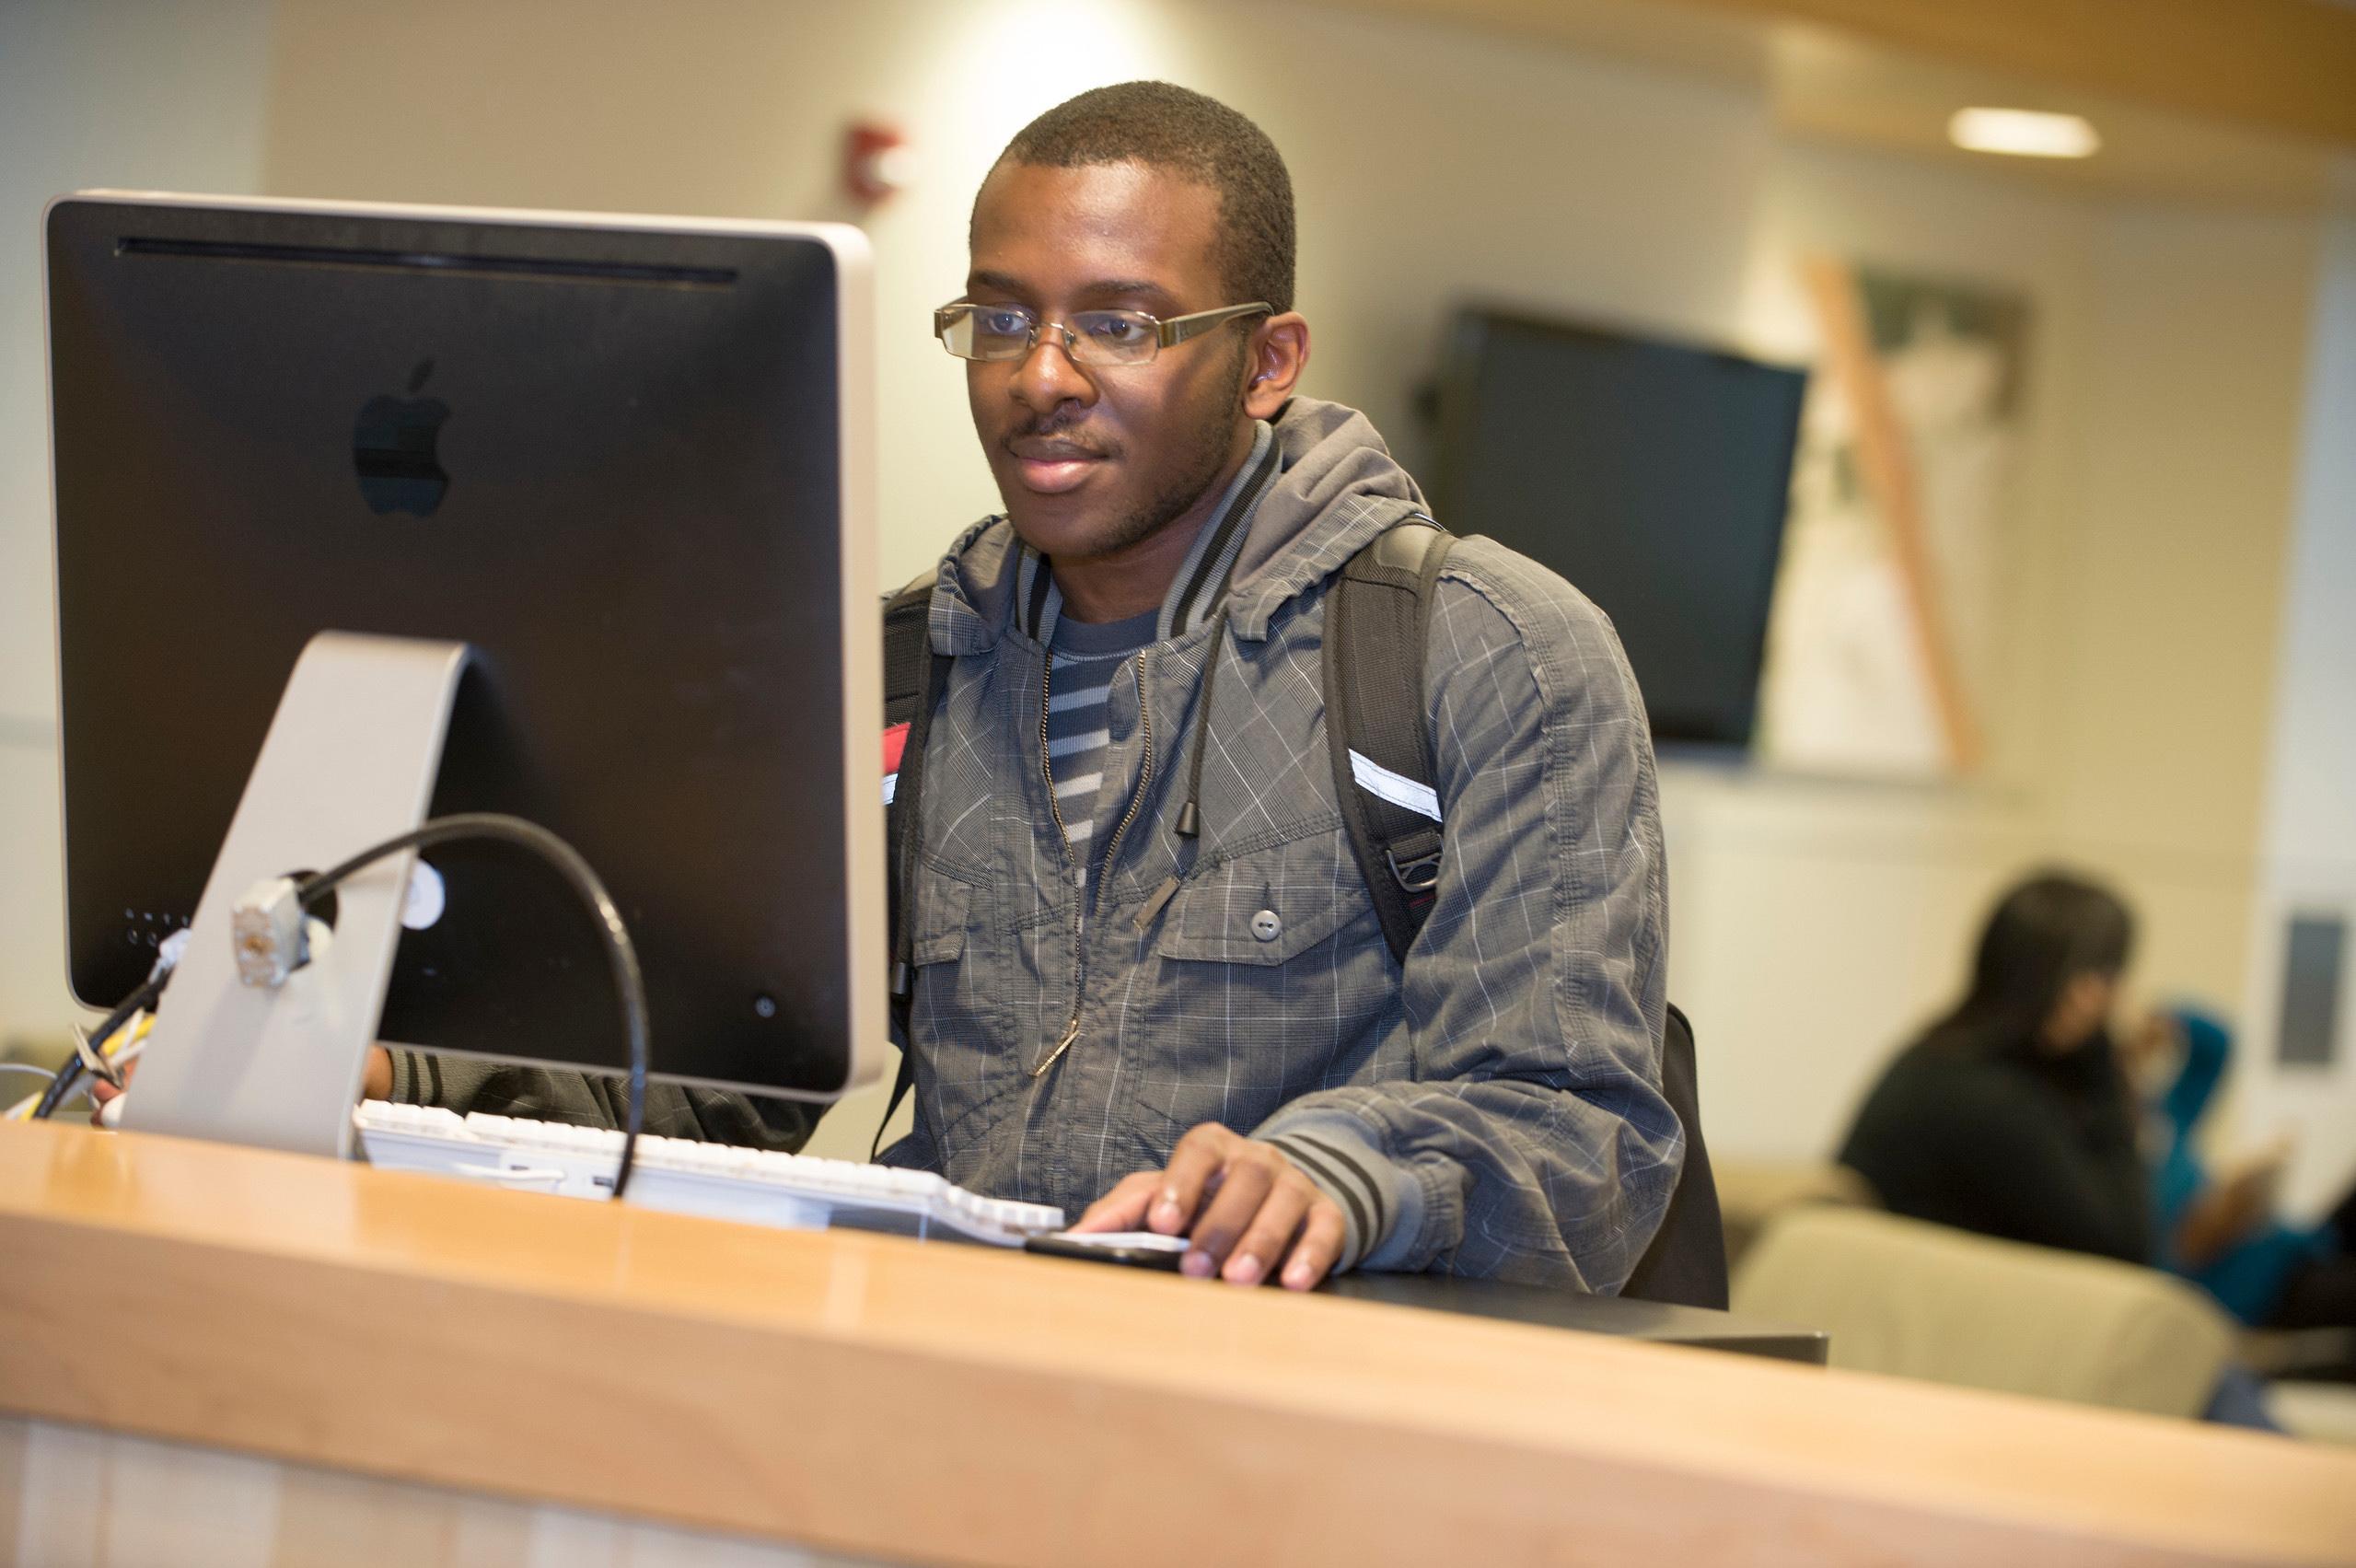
[41,814,651,1202]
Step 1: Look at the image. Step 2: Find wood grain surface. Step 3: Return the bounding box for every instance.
[1333,0,2356,146]
[2,1121,2351,1567]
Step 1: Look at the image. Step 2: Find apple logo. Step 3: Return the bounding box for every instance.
[353,358,450,516]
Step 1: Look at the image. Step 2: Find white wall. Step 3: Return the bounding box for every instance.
[255,0,1771,582]
[2057,203,2315,1030]
[0,0,2327,1176]
[2238,174,2356,1215]
[0,0,275,1049]
[1672,140,2097,1157]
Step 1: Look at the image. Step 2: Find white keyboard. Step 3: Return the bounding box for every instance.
[354,1099,1063,1247]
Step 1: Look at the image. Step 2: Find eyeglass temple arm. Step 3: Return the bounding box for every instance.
[1158,303,1273,347]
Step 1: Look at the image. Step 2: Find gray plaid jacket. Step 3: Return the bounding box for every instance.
[883,399,1678,1290]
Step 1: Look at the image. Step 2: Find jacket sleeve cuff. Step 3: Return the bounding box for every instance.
[1258,1109,1427,1274]
[386,1048,505,1117]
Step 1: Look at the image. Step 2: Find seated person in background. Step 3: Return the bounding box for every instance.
[1839,871,2151,1264]
[99,83,1678,1295]
[1839,867,2356,1336]
[2148,1005,2356,1333]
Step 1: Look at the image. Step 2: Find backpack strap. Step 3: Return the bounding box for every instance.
[1323,517,1454,966]
[1322,525,1722,1301]
[877,570,948,1158]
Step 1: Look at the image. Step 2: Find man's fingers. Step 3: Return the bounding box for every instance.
[1280,1204,1349,1291]
[1085,1129,1351,1292]
[1181,1153,1277,1279]
[1150,1123,1238,1237]
[1071,1171,1160,1233]
[1222,1177,1314,1286]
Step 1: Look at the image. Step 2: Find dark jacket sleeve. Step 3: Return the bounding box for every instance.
[387,1048,818,1151]
[1252,552,1680,1289]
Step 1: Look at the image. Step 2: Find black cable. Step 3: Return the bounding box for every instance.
[295,813,650,1200]
[33,974,167,1121]
[43,813,650,1203]
[1176,610,1229,841]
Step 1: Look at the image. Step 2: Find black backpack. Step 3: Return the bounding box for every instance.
[879,520,1725,1308]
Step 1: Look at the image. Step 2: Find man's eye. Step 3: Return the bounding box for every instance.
[975,308,1032,338]
[1083,314,1150,344]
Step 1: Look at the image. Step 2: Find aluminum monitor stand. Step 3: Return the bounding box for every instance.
[122,632,469,1159]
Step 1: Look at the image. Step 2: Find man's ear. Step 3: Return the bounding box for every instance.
[1241,312,1309,422]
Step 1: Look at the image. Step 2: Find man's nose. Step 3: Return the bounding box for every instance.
[1007,332,1097,414]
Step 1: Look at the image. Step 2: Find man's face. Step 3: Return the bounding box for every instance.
[961,160,1254,566]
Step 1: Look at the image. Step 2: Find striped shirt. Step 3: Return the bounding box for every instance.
[1045,607,1155,883]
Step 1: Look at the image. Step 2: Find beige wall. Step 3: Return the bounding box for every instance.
[0,0,2327,1169]
[2241,178,2356,1214]
[2055,203,2314,1033]
[1683,140,2096,1155]
[255,0,1773,584]
[0,0,275,1053]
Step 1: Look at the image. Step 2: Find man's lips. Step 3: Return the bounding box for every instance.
[1005,436,1110,495]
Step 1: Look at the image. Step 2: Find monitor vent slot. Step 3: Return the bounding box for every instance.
[116,236,736,288]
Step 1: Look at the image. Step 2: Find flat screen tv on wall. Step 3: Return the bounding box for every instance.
[1429,308,1806,751]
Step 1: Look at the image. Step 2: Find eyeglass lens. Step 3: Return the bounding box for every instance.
[945,306,1160,366]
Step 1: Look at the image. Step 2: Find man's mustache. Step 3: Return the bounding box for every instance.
[1004,420,1115,461]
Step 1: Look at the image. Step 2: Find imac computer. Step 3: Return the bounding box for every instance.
[44,192,886,1160]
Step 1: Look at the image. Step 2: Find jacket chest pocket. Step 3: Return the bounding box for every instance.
[1153,830,1375,965]
[907,869,1018,1144]
[1136,825,1393,1135]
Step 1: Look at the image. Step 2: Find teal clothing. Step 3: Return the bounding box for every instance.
[2148,1008,2330,1325]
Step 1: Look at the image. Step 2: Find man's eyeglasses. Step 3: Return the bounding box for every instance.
[934,300,1271,366]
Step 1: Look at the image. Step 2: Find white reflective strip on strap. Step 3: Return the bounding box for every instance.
[1347,749,1441,823]
[883,772,897,806]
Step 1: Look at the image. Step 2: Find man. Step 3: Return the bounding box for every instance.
[888,82,1677,1291]
[125,82,1677,1293]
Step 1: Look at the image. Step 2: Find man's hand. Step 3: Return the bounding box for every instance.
[2116,1011,2180,1078]
[1072,1122,1347,1290]
[2175,1143,2291,1268]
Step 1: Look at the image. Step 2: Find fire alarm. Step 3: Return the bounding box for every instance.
[843,122,912,205]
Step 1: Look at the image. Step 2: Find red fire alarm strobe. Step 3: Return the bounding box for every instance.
[844,122,911,205]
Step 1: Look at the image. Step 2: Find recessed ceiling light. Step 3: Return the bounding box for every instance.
[1948,108,2101,159]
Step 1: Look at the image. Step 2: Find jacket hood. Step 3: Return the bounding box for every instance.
[927,396,1426,652]
[1218,397,1427,639]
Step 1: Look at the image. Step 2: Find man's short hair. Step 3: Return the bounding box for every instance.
[987,81,1295,316]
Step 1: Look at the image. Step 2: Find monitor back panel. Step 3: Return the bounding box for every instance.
[48,196,868,1098]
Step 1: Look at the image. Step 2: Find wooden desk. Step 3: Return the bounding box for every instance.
[1,1120,2351,1567]
[1322,1271,1829,1362]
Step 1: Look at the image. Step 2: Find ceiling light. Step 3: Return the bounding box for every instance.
[1948,108,2101,159]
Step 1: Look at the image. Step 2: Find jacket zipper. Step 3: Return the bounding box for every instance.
[1096,653,1157,911]
[1031,648,1155,1078]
